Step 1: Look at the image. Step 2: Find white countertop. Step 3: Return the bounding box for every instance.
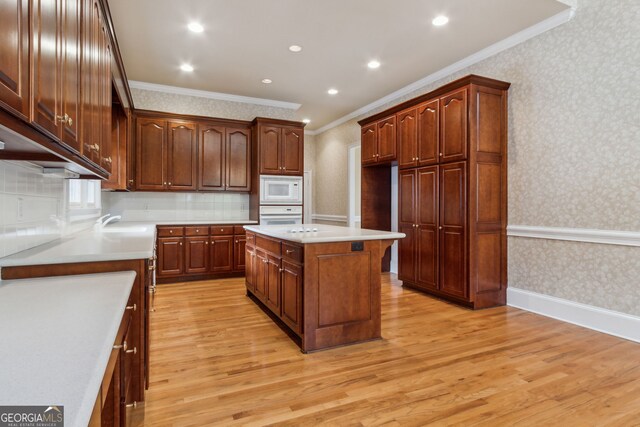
[0,271,136,427]
[0,220,258,268]
[243,224,405,244]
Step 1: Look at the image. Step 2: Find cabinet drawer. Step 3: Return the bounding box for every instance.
[211,225,234,235]
[185,226,210,236]
[282,243,304,264]
[256,235,281,256]
[233,225,246,235]
[157,226,184,237]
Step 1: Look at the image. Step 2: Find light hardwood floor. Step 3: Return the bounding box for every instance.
[130,274,640,426]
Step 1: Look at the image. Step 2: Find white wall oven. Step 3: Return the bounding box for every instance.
[259,205,303,226]
[260,175,303,205]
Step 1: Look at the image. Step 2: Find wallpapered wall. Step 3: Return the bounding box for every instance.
[313,0,640,315]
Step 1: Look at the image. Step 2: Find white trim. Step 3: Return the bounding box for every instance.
[347,142,360,227]
[312,214,348,223]
[508,287,640,343]
[128,80,301,110]
[303,170,313,224]
[507,225,640,247]
[312,8,576,136]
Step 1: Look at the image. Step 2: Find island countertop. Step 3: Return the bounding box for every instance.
[243,224,405,244]
[0,271,136,427]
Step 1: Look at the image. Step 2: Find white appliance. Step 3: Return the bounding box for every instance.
[259,205,303,226]
[260,175,303,205]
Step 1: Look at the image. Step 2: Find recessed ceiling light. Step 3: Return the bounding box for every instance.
[367,60,381,69]
[188,22,204,33]
[180,64,194,72]
[432,15,449,26]
[302,119,311,124]
[289,45,303,53]
[327,88,339,95]
[262,78,272,84]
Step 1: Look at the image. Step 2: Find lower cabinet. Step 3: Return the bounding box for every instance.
[246,232,304,336]
[156,224,247,282]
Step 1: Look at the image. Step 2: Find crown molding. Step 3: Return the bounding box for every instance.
[312,7,576,136]
[128,80,301,110]
[507,225,640,247]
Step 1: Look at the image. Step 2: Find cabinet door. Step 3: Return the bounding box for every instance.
[377,116,397,162]
[136,118,166,190]
[259,126,281,175]
[185,236,209,274]
[281,126,303,175]
[254,250,268,300]
[281,260,303,334]
[99,23,111,172]
[198,125,225,191]
[0,0,30,119]
[361,123,377,166]
[265,255,281,315]
[440,88,467,163]
[59,0,81,153]
[210,236,233,272]
[226,128,251,191]
[397,108,417,169]
[439,162,467,298]
[233,236,246,271]
[245,246,256,291]
[79,0,94,161]
[416,166,438,291]
[398,169,416,283]
[167,122,197,190]
[157,237,184,276]
[32,0,62,139]
[417,99,439,165]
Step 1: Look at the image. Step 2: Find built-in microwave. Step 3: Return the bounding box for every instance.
[260,175,303,205]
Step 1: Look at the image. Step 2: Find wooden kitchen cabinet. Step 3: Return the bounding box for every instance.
[281,259,303,334]
[135,117,167,190]
[198,125,225,190]
[225,128,251,191]
[254,249,268,300]
[210,235,233,272]
[360,75,509,309]
[253,118,305,176]
[245,238,256,291]
[265,254,282,314]
[0,0,30,120]
[233,236,246,271]
[185,236,209,274]
[361,116,396,166]
[157,237,184,276]
[167,121,197,190]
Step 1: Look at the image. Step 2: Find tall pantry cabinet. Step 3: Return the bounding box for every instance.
[360,75,510,309]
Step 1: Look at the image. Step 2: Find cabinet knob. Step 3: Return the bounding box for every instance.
[164,182,167,185]
[196,229,199,233]
[126,304,137,311]
[56,113,70,124]
[126,347,137,355]
[279,268,284,272]
[125,402,137,409]
[128,179,134,185]
[439,152,443,157]
[67,116,73,126]
[169,230,173,233]
[179,242,183,246]
[439,226,443,230]
[286,249,294,254]
[168,182,172,186]
[113,344,124,350]
[206,241,209,245]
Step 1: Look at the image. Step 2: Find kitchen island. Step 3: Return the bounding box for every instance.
[243,224,405,352]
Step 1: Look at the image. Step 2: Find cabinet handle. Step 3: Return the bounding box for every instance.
[128,179,134,185]
[126,304,137,311]
[279,268,284,272]
[125,402,137,409]
[67,116,73,126]
[113,344,124,350]
[286,249,294,254]
[126,347,137,355]
[56,113,69,124]
[93,144,100,152]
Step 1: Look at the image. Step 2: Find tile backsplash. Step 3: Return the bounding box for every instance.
[102,191,250,222]
[0,161,97,258]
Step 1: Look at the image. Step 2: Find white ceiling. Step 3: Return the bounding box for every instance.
[108,0,570,130]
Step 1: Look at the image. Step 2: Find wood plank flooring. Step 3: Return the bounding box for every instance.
[130,274,640,426]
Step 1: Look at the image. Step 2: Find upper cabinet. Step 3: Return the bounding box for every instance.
[134,111,252,193]
[0,0,120,179]
[361,115,397,166]
[0,0,31,120]
[440,88,467,163]
[253,118,305,176]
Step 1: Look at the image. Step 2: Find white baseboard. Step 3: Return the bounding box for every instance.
[508,287,640,343]
[312,214,348,223]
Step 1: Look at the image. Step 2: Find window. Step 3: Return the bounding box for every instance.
[66,179,102,221]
